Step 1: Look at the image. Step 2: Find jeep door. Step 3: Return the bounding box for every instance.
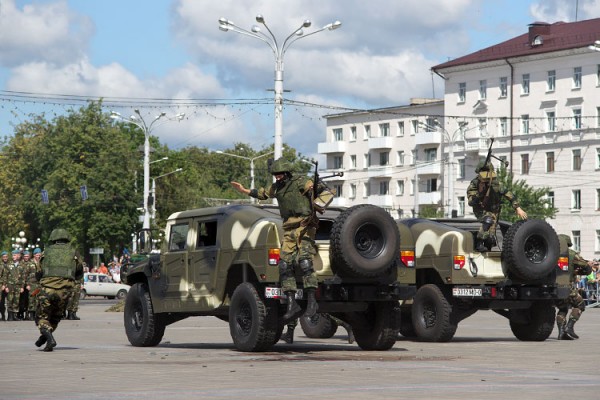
[163,221,191,300]
[188,219,218,302]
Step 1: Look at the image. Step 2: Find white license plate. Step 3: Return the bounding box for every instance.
[452,287,483,297]
[264,287,303,299]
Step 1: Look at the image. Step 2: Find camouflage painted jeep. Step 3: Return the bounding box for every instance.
[121,204,415,352]
[397,218,570,342]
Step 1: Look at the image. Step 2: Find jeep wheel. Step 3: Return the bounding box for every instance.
[300,313,338,338]
[412,284,457,342]
[350,301,399,350]
[509,301,555,341]
[229,282,279,352]
[502,219,559,280]
[330,205,400,278]
[124,282,165,347]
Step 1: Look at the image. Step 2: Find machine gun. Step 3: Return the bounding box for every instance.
[307,160,343,214]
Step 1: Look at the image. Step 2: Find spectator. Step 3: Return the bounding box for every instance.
[97,262,108,275]
[109,262,121,283]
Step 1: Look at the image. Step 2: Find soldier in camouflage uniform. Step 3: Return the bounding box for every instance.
[556,234,593,340]
[66,273,82,320]
[0,251,9,321]
[5,249,25,321]
[466,162,527,252]
[231,158,322,323]
[26,248,44,321]
[34,228,83,352]
[20,250,38,320]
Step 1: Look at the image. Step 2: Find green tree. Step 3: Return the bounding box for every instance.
[497,165,557,222]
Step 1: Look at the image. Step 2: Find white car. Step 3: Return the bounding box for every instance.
[81,273,130,300]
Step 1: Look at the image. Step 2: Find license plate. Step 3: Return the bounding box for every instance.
[453,287,483,297]
[265,287,303,299]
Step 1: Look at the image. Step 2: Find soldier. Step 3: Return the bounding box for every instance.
[556,234,593,340]
[66,272,83,320]
[20,250,37,320]
[26,248,43,321]
[5,249,25,321]
[34,228,83,351]
[0,251,8,321]
[231,158,321,323]
[466,162,527,251]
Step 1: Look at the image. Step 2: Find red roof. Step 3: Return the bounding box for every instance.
[432,17,600,71]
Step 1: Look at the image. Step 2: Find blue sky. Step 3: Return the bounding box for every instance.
[1,0,599,157]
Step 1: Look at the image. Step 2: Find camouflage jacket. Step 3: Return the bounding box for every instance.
[569,248,592,282]
[22,260,39,286]
[467,176,520,214]
[4,261,25,287]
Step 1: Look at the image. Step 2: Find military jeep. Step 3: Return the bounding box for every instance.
[121,204,415,352]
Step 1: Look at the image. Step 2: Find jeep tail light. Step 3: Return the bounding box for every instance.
[400,251,415,268]
[557,256,569,271]
[453,255,466,270]
[268,248,280,266]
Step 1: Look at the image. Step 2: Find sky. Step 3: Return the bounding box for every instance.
[1,0,599,158]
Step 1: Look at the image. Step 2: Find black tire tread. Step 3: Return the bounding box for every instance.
[412,284,457,342]
[300,314,338,338]
[124,282,165,347]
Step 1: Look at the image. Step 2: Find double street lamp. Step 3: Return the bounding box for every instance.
[215,150,275,203]
[218,14,341,161]
[110,109,185,230]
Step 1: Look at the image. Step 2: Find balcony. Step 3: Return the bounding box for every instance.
[368,165,395,178]
[465,138,490,155]
[415,131,442,146]
[417,191,441,205]
[368,194,394,208]
[416,161,442,175]
[318,141,347,154]
[368,136,394,150]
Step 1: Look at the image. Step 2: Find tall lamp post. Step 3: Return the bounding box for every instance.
[111,110,184,230]
[215,150,275,203]
[218,14,341,161]
[151,168,184,220]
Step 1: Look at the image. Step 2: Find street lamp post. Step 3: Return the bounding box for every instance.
[218,14,341,160]
[151,168,183,220]
[110,110,184,230]
[215,150,275,203]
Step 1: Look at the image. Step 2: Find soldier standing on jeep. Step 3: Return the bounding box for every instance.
[231,158,319,323]
[467,162,527,252]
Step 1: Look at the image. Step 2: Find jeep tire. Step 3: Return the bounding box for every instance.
[350,301,399,350]
[412,284,457,342]
[300,313,338,339]
[330,205,400,278]
[229,282,279,352]
[124,282,165,347]
[509,301,555,341]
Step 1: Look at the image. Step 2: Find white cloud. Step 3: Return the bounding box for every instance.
[530,0,600,22]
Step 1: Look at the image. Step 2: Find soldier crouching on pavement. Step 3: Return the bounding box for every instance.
[34,228,83,351]
[231,158,321,324]
[556,234,594,340]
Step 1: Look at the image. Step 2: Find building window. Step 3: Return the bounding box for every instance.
[410,179,415,196]
[573,230,581,252]
[596,148,600,169]
[350,155,357,170]
[396,180,404,196]
[364,153,370,168]
[424,148,437,161]
[333,184,343,198]
[547,191,554,208]
[479,80,487,100]
[397,150,405,166]
[547,70,556,91]
[379,123,390,137]
[597,189,600,210]
[363,182,369,197]
[350,184,356,199]
[546,152,554,173]
[411,120,419,135]
[411,150,417,165]
[572,189,581,210]
[478,118,487,136]
[522,73,530,95]
[458,196,465,216]
[397,121,404,137]
[573,108,582,129]
[426,178,437,192]
[457,158,465,179]
[333,155,343,169]
[350,126,357,141]
[521,154,529,174]
[379,151,389,166]
[333,128,343,141]
[364,125,371,139]
[379,181,389,195]
[521,114,529,134]
[546,111,556,132]
[457,82,466,103]
[499,117,507,137]
[572,149,582,171]
[573,66,582,89]
[499,77,508,97]
[596,230,600,252]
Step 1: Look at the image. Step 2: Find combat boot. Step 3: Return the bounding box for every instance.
[35,334,47,347]
[282,292,303,324]
[1,310,5,321]
[280,326,295,344]
[475,239,488,252]
[26,312,35,321]
[556,321,570,340]
[70,312,80,320]
[7,311,15,321]
[565,319,579,340]
[67,311,74,320]
[304,288,318,318]
[40,328,56,352]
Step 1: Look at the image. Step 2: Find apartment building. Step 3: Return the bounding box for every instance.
[319,18,600,258]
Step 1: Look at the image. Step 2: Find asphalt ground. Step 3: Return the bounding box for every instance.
[1,299,599,400]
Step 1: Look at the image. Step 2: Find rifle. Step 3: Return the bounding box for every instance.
[481,138,495,208]
[306,160,342,214]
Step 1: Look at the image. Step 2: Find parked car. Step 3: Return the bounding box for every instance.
[81,273,130,300]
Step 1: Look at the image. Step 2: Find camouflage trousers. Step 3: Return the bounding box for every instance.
[474,210,498,241]
[28,284,39,313]
[556,287,585,325]
[280,225,318,292]
[6,285,22,312]
[66,282,81,312]
[36,286,70,332]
